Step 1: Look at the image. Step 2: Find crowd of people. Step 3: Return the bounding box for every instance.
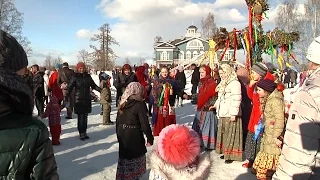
[1,28,320,180]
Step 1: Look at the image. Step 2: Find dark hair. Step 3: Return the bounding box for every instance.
[191,63,196,66]
[160,66,169,71]
[32,64,39,71]
[62,62,69,67]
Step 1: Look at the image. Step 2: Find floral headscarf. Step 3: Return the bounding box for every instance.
[216,64,238,92]
[119,82,144,106]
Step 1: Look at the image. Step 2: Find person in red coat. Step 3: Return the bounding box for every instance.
[243,62,274,168]
[49,64,63,105]
[41,96,62,145]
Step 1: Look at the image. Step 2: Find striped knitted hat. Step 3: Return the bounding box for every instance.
[0,30,28,72]
[257,79,276,93]
[252,62,268,77]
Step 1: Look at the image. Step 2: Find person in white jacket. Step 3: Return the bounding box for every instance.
[213,64,243,164]
[272,36,320,180]
[43,70,50,104]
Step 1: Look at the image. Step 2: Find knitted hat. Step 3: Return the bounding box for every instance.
[76,62,86,71]
[257,79,276,93]
[62,62,69,67]
[252,62,268,77]
[306,36,320,65]
[157,124,201,169]
[55,63,62,69]
[0,30,28,72]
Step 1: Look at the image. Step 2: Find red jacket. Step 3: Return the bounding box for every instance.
[246,72,274,133]
[49,71,63,101]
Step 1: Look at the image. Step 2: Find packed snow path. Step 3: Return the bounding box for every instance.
[38,73,257,180]
[39,100,256,180]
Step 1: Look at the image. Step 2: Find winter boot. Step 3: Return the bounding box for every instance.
[84,132,89,139]
[79,133,86,141]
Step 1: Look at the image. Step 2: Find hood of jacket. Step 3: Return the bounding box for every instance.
[148,151,211,180]
[0,68,34,118]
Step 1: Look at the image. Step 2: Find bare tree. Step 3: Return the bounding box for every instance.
[201,12,217,39]
[138,57,145,65]
[124,57,131,65]
[303,0,320,39]
[51,56,63,67]
[153,36,163,46]
[77,49,92,66]
[276,0,301,32]
[90,23,119,70]
[0,0,32,55]
[43,54,53,68]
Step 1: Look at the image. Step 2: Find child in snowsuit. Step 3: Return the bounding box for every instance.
[100,73,113,125]
[41,96,62,145]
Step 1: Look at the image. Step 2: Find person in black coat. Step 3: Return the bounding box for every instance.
[31,64,45,116]
[113,64,138,106]
[66,62,101,140]
[175,66,186,107]
[0,29,58,179]
[190,63,200,104]
[116,82,153,180]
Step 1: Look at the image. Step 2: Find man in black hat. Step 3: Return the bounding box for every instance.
[0,30,58,179]
[58,62,75,119]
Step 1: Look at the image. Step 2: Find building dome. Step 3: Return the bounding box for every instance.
[187,25,197,30]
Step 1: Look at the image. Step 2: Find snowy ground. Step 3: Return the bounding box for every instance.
[38,72,257,180]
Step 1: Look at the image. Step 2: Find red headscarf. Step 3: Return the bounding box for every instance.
[136,66,148,87]
[197,65,217,110]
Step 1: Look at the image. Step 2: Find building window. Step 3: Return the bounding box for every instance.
[193,51,198,58]
[186,39,204,50]
[160,51,168,60]
[186,51,191,59]
[179,51,184,59]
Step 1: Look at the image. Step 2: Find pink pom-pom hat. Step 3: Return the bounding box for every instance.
[156,124,201,168]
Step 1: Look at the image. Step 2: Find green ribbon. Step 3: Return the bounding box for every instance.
[263,12,269,19]
[157,84,166,107]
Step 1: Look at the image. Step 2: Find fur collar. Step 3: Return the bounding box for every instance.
[148,151,211,180]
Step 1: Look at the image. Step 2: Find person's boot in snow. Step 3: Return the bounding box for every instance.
[79,133,86,141]
[84,132,89,139]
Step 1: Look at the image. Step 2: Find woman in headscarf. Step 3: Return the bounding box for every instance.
[151,66,178,136]
[66,62,101,140]
[213,64,243,163]
[115,82,154,180]
[185,65,218,150]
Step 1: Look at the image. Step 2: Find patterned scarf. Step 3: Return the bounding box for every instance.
[216,64,238,93]
[119,82,144,107]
